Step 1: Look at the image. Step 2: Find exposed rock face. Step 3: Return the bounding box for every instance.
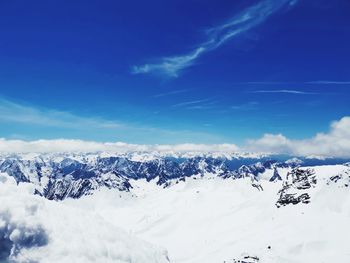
[324,163,350,188]
[1,153,348,201]
[43,173,131,200]
[0,154,292,200]
[225,255,259,263]
[269,167,282,182]
[276,168,317,208]
[0,159,30,183]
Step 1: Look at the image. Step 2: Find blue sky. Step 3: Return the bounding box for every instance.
[0,0,349,145]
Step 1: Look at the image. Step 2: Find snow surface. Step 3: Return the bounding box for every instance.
[1,165,350,263]
[0,173,169,263]
[66,165,350,263]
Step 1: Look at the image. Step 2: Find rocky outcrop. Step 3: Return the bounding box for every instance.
[225,255,259,263]
[327,168,350,188]
[269,167,282,182]
[276,168,316,208]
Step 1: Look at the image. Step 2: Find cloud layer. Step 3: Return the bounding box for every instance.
[0,139,239,153]
[0,116,350,158]
[247,116,350,158]
[132,0,298,77]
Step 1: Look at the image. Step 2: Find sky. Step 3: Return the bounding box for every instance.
[0,0,349,153]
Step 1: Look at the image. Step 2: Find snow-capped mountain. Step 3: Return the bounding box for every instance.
[1,152,350,263]
[0,152,349,200]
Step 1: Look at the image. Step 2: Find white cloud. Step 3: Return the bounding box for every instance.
[0,139,239,153]
[231,101,259,111]
[1,117,350,157]
[0,98,225,143]
[248,90,316,95]
[132,0,298,77]
[239,81,350,86]
[132,47,205,77]
[1,96,349,157]
[246,116,350,158]
[0,98,124,130]
[171,98,212,108]
[153,143,239,153]
[246,134,292,153]
[307,81,350,85]
[152,89,190,98]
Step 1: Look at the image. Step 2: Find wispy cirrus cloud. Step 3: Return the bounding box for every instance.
[186,101,218,110]
[171,98,212,108]
[239,81,350,85]
[0,98,124,130]
[239,81,291,85]
[169,98,219,111]
[231,101,259,111]
[248,89,316,95]
[0,98,225,143]
[306,81,350,85]
[151,89,191,98]
[132,47,206,77]
[132,0,298,77]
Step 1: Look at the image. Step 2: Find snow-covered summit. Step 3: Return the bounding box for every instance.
[0,152,349,200]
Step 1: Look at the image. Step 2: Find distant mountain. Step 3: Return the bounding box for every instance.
[0,152,349,200]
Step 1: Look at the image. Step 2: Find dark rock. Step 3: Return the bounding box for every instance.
[276,168,316,208]
[269,168,282,182]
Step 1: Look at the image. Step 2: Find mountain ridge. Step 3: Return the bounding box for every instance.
[1,152,349,200]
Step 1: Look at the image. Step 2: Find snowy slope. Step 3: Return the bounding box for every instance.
[0,174,169,263]
[64,165,350,263]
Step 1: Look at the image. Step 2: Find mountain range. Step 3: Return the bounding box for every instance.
[0,152,349,202]
[1,152,350,263]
